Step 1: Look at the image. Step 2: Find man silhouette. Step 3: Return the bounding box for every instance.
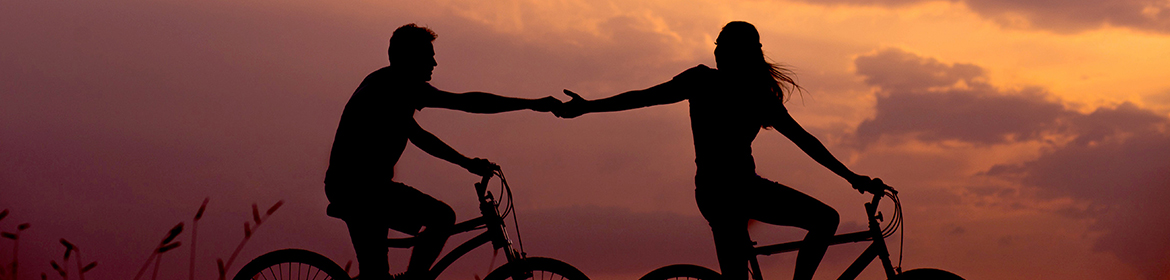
[324,24,560,280]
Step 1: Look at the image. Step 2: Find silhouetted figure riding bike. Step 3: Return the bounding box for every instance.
[553,21,962,280]
[238,24,566,280]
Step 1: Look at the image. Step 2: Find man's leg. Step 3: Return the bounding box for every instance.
[391,184,457,278]
[346,220,391,280]
[406,204,455,276]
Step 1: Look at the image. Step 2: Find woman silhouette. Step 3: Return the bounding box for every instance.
[555,21,875,280]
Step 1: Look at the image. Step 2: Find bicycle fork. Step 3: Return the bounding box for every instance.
[838,195,897,280]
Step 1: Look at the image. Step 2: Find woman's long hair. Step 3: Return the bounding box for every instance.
[717,21,804,128]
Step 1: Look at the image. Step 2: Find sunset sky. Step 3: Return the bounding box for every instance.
[3,0,1170,280]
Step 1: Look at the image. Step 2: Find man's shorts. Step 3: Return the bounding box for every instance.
[325,181,453,236]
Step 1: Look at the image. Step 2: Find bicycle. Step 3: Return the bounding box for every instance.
[233,169,590,280]
[638,180,964,280]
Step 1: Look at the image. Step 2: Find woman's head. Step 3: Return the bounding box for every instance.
[714,21,802,104]
[714,21,762,70]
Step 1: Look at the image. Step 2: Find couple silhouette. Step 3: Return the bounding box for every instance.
[324,22,877,280]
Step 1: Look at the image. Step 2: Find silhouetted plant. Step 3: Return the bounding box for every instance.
[190,198,208,280]
[132,222,183,280]
[216,200,283,280]
[1,209,31,280]
[44,239,97,280]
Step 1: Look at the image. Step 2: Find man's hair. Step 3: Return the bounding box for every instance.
[388,24,437,63]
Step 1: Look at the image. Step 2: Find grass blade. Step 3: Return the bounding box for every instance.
[51,260,65,276]
[82,262,98,273]
[194,197,210,221]
[158,242,182,253]
[61,238,76,260]
[251,204,261,224]
[161,223,184,245]
[265,201,284,216]
[216,258,225,279]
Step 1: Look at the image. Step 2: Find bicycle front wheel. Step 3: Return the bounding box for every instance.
[638,264,721,280]
[483,257,589,280]
[232,248,351,280]
[892,268,965,280]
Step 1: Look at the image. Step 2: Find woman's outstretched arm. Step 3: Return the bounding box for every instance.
[555,65,711,118]
[771,109,870,185]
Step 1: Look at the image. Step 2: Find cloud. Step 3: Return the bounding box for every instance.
[851,47,1170,279]
[852,48,1069,146]
[964,0,1170,34]
[986,115,1170,280]
[787,0,1170,34]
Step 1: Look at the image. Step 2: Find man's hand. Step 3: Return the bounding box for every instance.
[530,96,563,112]
[552,89,589,118]
[463,157,499,177]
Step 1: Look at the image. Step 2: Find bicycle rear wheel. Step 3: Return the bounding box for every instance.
[483,257,589,280]
[892,268,964,280]
[233,249,351,280]
[638,264,721,280]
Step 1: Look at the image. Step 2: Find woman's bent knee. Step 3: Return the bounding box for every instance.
[818,208,840,233]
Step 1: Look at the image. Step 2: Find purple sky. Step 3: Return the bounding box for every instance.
[3,0,1170,280]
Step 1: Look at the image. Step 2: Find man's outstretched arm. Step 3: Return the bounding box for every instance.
[406,118,496,175]
[426,88,561,114]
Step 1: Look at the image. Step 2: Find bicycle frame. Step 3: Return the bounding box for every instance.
[392,174,524,280]
[748,191,897,280]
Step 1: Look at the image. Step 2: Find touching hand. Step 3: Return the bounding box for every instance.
[530,96,563,112]
[463,157,499,177]
[552,89,588,118]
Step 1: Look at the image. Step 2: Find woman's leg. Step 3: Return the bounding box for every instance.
[697,187,752,280]
[745,178,839,280]
[708,219,751,280]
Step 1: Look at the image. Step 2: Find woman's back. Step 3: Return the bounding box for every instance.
[682,67,780,180]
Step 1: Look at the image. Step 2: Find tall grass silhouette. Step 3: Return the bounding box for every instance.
[119,198,282,280]
[1,209,32,280]
[3,198,285,280]
[47,239,97,280]
[132,222,184,280]
[216,200,283,280]
[190,198,208,280]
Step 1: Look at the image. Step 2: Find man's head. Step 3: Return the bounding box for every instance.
[388,24,438,81]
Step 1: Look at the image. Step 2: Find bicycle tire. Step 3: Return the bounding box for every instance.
[891,268,964,280]
[638,264,721,280]
[483,257,589,280]
[232,248,351,280]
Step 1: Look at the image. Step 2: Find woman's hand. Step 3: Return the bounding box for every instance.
[462,157,499,177]
[848,174,875,193]
[553,89,589,118]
